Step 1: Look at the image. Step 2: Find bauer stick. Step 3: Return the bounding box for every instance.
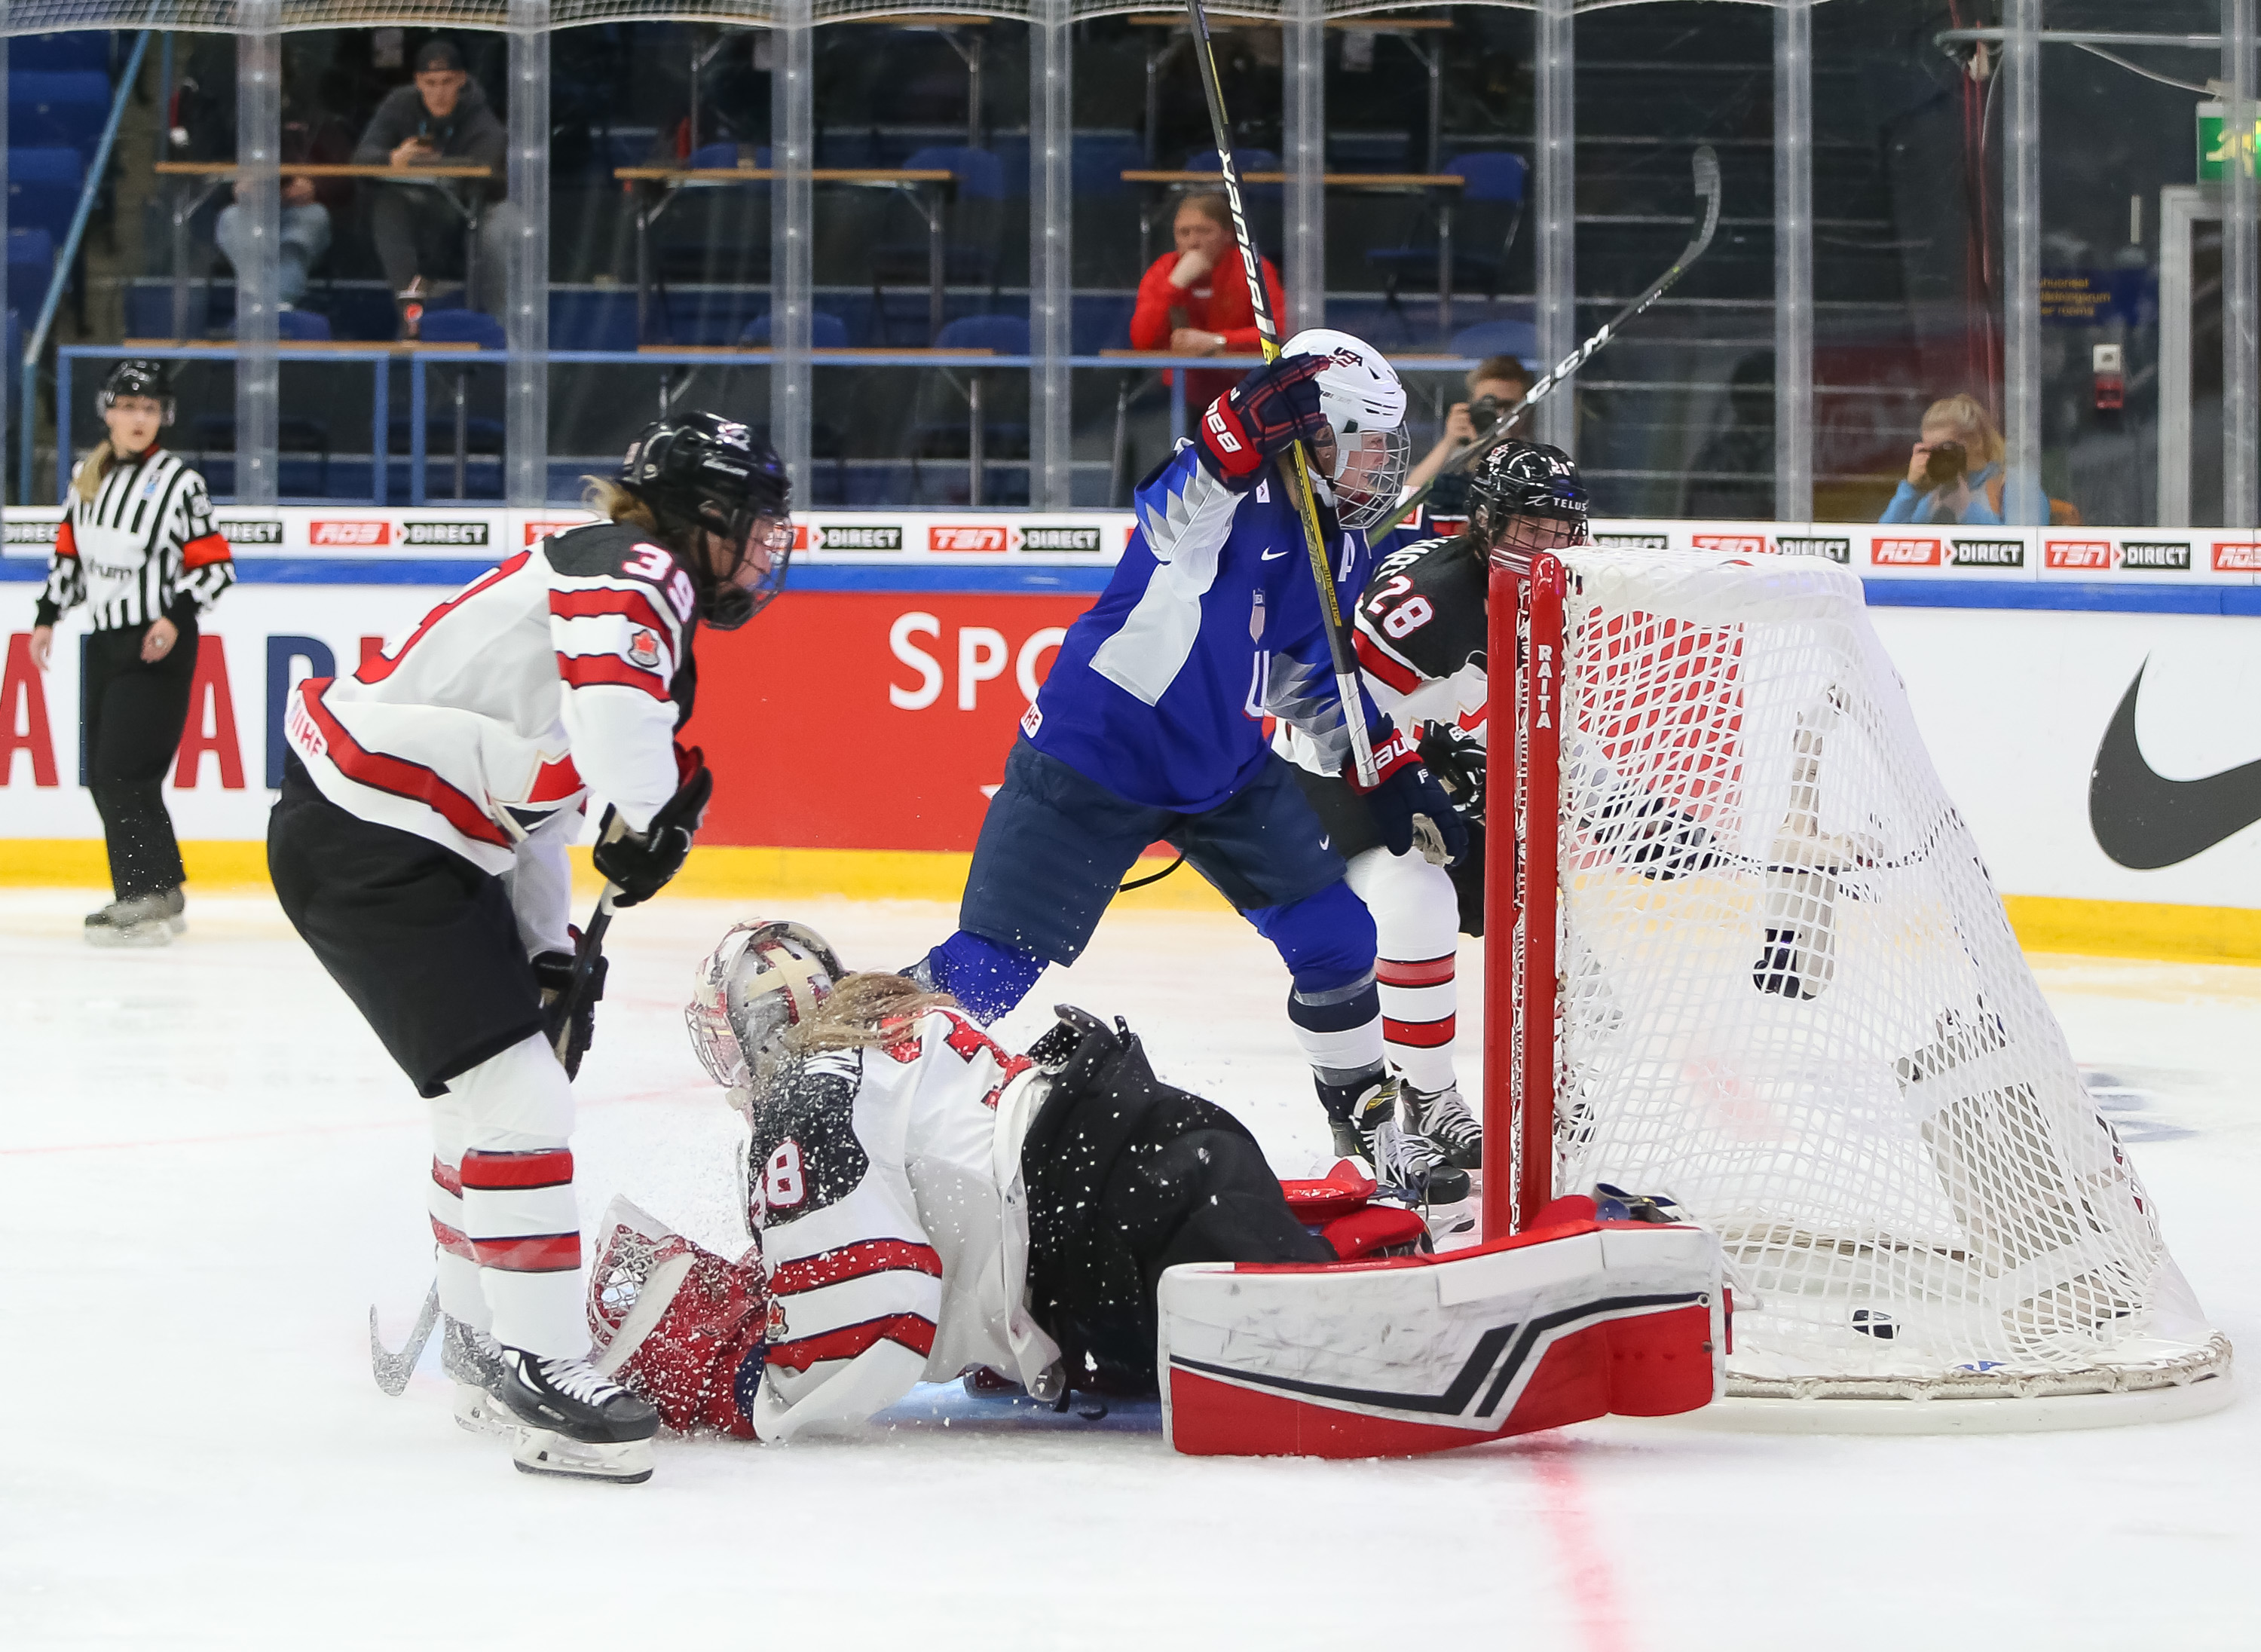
[1372,145,1723,540]
[370,1282,441,1397]
[1183,0,1380,788]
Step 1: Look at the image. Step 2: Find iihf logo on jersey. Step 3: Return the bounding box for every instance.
[628,628,662,669]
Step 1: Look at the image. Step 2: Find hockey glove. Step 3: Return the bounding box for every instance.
[1194,352,1329,487]
[1348,723,1469,867]
[592,751,714,907]
[1415,719,1488,824]
[534,932,608,1079]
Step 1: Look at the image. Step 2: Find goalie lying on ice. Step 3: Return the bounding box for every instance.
[578,920,1725,1453]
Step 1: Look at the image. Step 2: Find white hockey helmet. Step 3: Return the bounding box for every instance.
[1281,327,1409,531]
[684,919,846,1094]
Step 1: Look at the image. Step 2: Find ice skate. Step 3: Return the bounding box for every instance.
[440,1316,510,1437]
[84,895,173,947]
[494,1348,659,1483]
[1326,1072,1402,1164]
[1401,1081,1482,1171]
[162,886,186,935]
[1369,1116,1472,1207]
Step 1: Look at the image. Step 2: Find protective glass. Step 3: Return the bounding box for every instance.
[1327,424,1412,531]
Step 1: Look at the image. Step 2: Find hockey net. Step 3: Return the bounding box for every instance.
[1482,545,2230,1404]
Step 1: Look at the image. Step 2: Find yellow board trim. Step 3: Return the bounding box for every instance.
[8,842,2258,960]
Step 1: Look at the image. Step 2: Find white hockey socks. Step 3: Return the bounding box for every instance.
[435,1032,586,1357]
[1348,849,1464,1095]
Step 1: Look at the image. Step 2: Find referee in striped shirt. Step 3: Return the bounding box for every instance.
[29,360,235,946]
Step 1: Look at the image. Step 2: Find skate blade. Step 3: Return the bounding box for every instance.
[452,1382,510,1437]
[85,924,171,948]
[509,1426,653,1484]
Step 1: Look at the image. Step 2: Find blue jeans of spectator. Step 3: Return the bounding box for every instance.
[216,201,332,306]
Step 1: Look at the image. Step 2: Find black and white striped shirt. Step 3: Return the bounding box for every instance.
[32,447,234,632]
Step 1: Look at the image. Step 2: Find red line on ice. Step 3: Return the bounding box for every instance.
[1534,1450,1632,1652]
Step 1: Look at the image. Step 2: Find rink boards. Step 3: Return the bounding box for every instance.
[7,510,2261,949]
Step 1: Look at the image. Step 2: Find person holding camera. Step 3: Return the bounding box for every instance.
[1880,393,2012,525]
[1403,355,1533,512]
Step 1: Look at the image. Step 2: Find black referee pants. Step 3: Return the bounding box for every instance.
[84,621,196,901]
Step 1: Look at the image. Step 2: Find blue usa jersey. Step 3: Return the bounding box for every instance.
[1021,445,1382,813]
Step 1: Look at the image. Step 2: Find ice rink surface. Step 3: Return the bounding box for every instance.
[4,887,2254,1650]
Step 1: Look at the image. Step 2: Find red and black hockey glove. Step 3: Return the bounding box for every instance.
[594,750,713,907]
[534,929,607,1079]
[1348,722,1469,867]
[1194,352,1329,486]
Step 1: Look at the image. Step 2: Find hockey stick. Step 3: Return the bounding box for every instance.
[370,1280,441,1397]
[1372,145,1724,540]
[1182,0,1380,789]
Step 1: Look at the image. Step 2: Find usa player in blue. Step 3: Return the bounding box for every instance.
[913,330,1471,1195]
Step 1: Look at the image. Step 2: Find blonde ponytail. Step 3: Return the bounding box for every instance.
[70,439,118,505]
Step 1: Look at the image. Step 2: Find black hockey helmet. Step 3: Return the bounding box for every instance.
[97,359,175,426]
[620,413,793,630]
[1470,439,1587,558]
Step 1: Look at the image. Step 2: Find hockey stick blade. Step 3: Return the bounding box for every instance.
[370,1280,441,1397]
[1374,143,1724,539]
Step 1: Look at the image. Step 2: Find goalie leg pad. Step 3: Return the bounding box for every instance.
[586,1196,768,1439]
[1159,1219,1724,1458]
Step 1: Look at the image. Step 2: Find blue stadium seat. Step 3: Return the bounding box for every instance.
[7,227,56,315]
[911,315,1032,505]
[421,308,507,349]
[687,142,771,171]
[5,147,84,246]
[934,314,1029,354]
[1184,147,1280,200]
[1368,152,1528,335]
[1449,319,1539,366]
[276,309,333,342]
[8,72,114,162]
[10,32,112,72]
[870,149,1006,343]
[740,311,849,349]
[1072,133,1145,200]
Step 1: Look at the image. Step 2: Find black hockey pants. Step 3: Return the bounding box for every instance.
[83,621,197,901]
[1020,1013,1332,1396]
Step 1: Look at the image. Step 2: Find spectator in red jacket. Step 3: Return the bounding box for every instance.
[1129,192,1287,410]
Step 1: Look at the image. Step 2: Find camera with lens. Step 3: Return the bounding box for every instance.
[1468,394,1503,437]
[1923,440,1968,489]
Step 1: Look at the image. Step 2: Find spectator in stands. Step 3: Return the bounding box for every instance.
[213,93,356,309]
[1880,393,2014,525]
[1129,192,1287,409]
[1404,353,1533,499]
[353,38,508,334]
[1682,353,1776,519]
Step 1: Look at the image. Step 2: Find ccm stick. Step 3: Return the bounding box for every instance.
[1182,0,1379,788]
[370,867,621,1395]
[1372,145,1723,539]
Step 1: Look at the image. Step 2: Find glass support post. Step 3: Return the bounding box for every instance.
[1536,0,1575,454]
[1029,0,1072,508]
[2002,0,2043,525]
[507,4,551,506]
[1284,0,1325,333]
[2226,0,2257,529]
[235,10,282,506]
[2,20,9,515]
[1773,0,1813,522]
[771,0,815,502]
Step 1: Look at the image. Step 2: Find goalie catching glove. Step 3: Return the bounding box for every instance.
[1349,724,1467,867]
[593,745,714,907]
[1193,352,1329,487]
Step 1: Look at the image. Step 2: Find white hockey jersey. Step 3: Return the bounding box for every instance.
[745,1008,1063,1442]
[283,520,698,880]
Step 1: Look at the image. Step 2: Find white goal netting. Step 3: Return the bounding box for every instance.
[1539,547,2228,1402]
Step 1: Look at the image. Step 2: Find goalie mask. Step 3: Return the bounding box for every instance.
[620,414,793,631]
[1281,328,1409,531]
[684,919,846,1097]
[1470,440,1589,561]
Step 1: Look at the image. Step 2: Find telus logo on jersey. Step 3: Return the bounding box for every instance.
[1950,538,2024,569]
[1872,537,1941,567]
[310,520,390,547]
[216,519,283,546]
[929,525,1008,553]
[1776,536,1851,563]
[1016,526,1105,552]
[402,521,490,547]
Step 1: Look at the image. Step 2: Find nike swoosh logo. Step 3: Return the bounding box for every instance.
[1261,549,1292,561]
[2089,659,2261,868]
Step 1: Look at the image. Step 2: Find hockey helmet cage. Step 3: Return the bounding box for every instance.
[97,358,176,427]
[1470,439,1589,558]
[620,414,793,630]
[1281,328,1409,531]
[684,919,847,1099]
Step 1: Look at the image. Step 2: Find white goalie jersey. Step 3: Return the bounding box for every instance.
[744,1008,1063,1441]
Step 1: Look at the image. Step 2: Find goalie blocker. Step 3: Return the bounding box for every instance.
[1160,1194,1724,1458]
